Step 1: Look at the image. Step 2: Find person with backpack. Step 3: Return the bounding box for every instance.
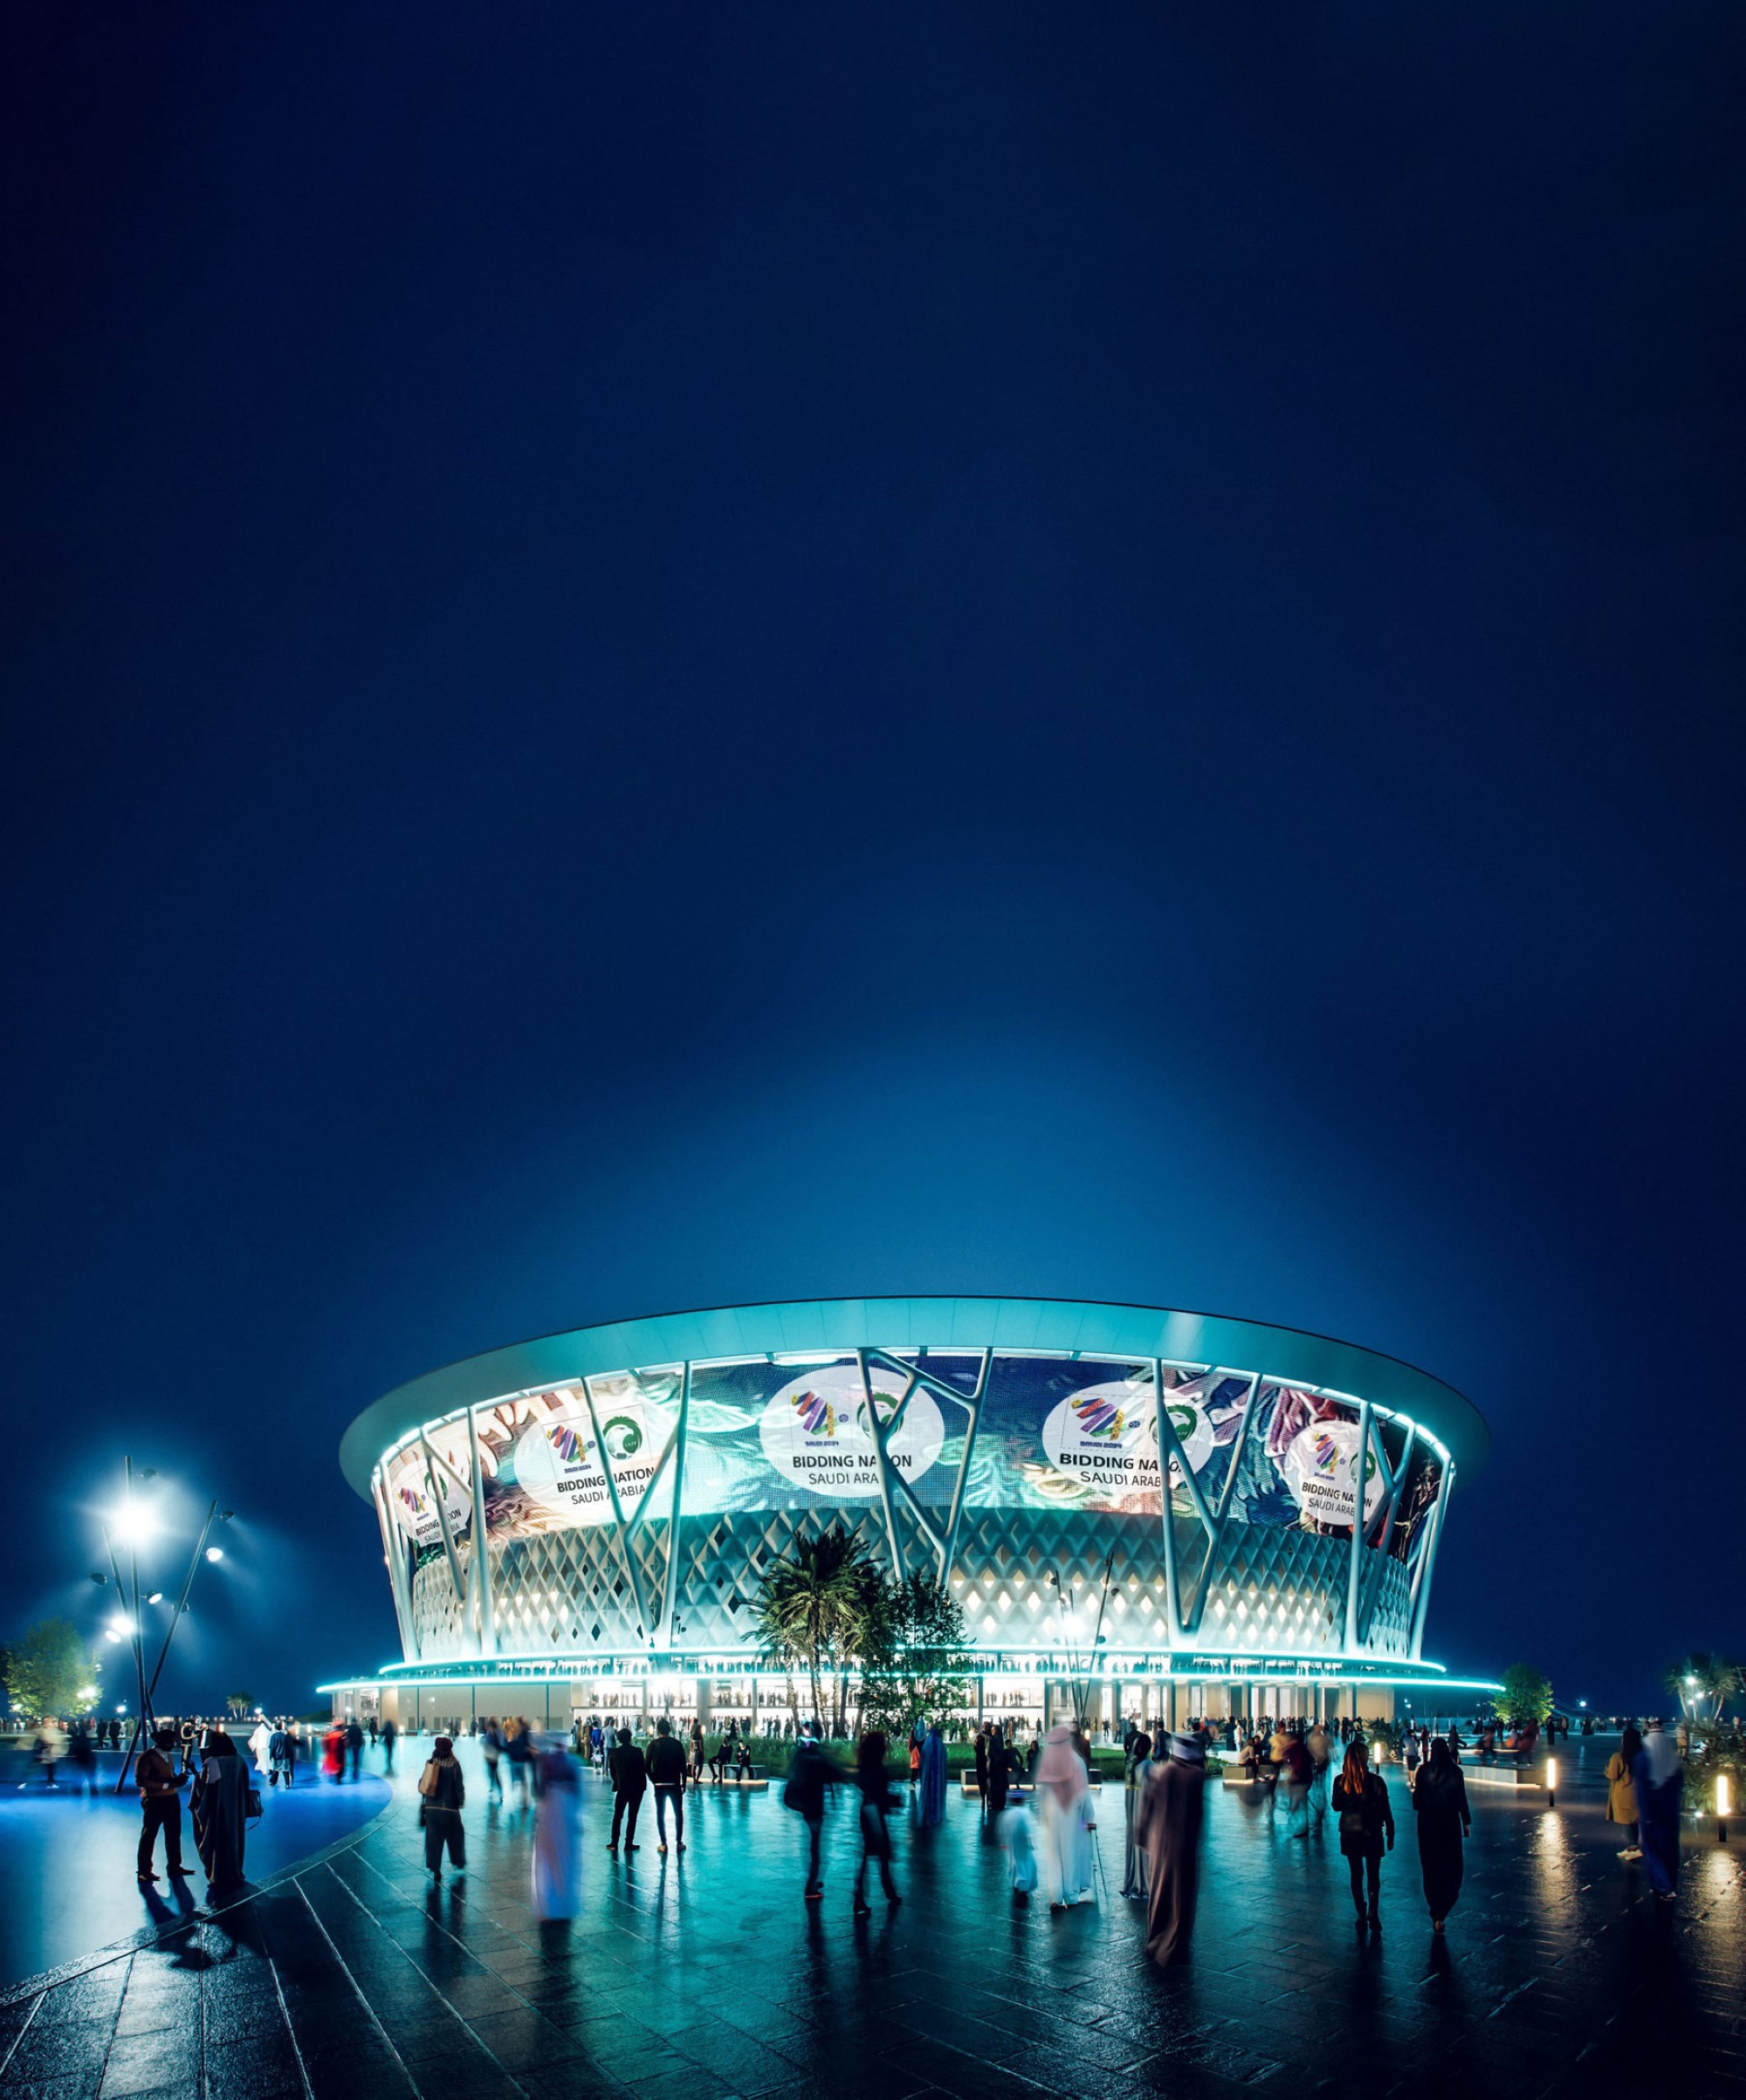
[1331,1736,1395,1932]
[417,1735,465,1880]
[646,1717,688,1854]
[784,1722,834,1899]
[607,1726,647,1852]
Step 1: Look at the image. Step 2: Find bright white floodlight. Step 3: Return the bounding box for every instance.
[206,1546,224,1563]
[109,1502,158,1548]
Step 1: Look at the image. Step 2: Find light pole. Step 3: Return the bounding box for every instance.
[91,1463,234,1792]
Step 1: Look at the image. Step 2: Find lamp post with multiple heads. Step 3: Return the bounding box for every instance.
[91,1460,234,1792]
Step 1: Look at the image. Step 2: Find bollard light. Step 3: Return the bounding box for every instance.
[1546,1756,1557,1809]
[1719,1774,1731,1845]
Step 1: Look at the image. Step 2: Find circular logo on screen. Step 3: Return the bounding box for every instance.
[386,1451,472,1547]
[1279,1419,1385,1527]
[759,1363,945,1501]
[1038,1380,1153,1493]
[513,1390,674,1528]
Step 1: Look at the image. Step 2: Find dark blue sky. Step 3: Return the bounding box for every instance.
[3,5,1741,1714]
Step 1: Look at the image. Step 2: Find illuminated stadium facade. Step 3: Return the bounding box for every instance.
[325,1299,1493,1732]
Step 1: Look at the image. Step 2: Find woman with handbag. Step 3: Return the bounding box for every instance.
[1330,1736,1394,1932]
[419,1736,467,1880]
[189,1728,257,1891]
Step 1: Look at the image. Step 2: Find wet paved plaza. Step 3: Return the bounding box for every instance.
[0,1737,1741,2100]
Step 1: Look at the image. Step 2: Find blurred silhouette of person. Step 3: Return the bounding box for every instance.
[381,1716,398,1773]
[1634,1720,1683,1903]
[785,1722,833,1898]
[344,1717,365,1780]
[532,1733,582,1918]
[65,1720,98,1796]
[32,1716,66,1787]
[918,1721,946,1827]
[135,1725,190,1883]
[854,1731,901,1915]
[1035,1724,1093,1908]
[986,1726,1014,1816]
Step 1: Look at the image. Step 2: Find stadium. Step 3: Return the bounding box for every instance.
[322,1298,1493,1735]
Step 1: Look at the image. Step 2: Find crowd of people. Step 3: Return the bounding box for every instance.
[12,1694,1701,1946]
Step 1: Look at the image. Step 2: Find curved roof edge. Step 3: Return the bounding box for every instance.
[339,1295,1489,1500]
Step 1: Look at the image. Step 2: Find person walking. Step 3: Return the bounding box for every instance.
[417,1735,466,1881]
[135,1725,191,1884]
[1306,1719,1332,1829]
[249,1717,273,1775]
[33,1717,67,1787]
[986,1725,1014,1817]
[785,1723,833,1898]
[607,1726,647,1853]
[1410,1738,1471,1932]
[853,1731,901,1915]
[973,1723,989,1809]
[647,1717,688,1855]
[1331,1737,1395,1932]
[532,1733,582,1918]
[344,1717,365,1781]
[689,1716,705,1785]
[381,1716,397,1774]
[1280,1728,1313,1839]
[189,1729,254,1891]
[1136,1732,1206,1967]
[918,1721,946,1827]
[505,1719,536,1811]
[1633,1720,1682,1904]
[1607,1726,1643,1860]
[1034,1724,1093,1909]
[482,1719,505,1801]
[1120,1731,1152,1899]
[65,1721,98,1796]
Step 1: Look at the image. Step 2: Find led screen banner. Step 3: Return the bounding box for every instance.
[395,1355,1419,1548]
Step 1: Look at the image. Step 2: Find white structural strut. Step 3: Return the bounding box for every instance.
[372,1469,421,1662]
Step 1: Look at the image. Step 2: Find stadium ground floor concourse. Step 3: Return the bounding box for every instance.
[319,1653,1503,1736]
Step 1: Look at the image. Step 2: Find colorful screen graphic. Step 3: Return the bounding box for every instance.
[404,1355,1428,1547]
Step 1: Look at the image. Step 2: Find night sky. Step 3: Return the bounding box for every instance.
[4,6,1742,1718]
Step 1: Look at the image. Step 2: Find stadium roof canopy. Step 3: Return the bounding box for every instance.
[340,1296,1489,1498]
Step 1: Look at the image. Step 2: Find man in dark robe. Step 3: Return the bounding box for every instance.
[189,1730,252,1891]
[1135,1732,1206,1967]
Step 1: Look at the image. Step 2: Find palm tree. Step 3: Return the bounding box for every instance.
[753,1527,876,1737]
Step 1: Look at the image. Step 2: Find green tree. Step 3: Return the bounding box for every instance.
[225,1691,255,1719]
[1665,1653,1743,1722]
[858,1571,973,1740]
[753,1527,879,1739]
[4,1619,101,1719]
[1496,1662,1554,1728]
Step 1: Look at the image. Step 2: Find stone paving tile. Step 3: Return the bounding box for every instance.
[3,1748,1744,2099]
